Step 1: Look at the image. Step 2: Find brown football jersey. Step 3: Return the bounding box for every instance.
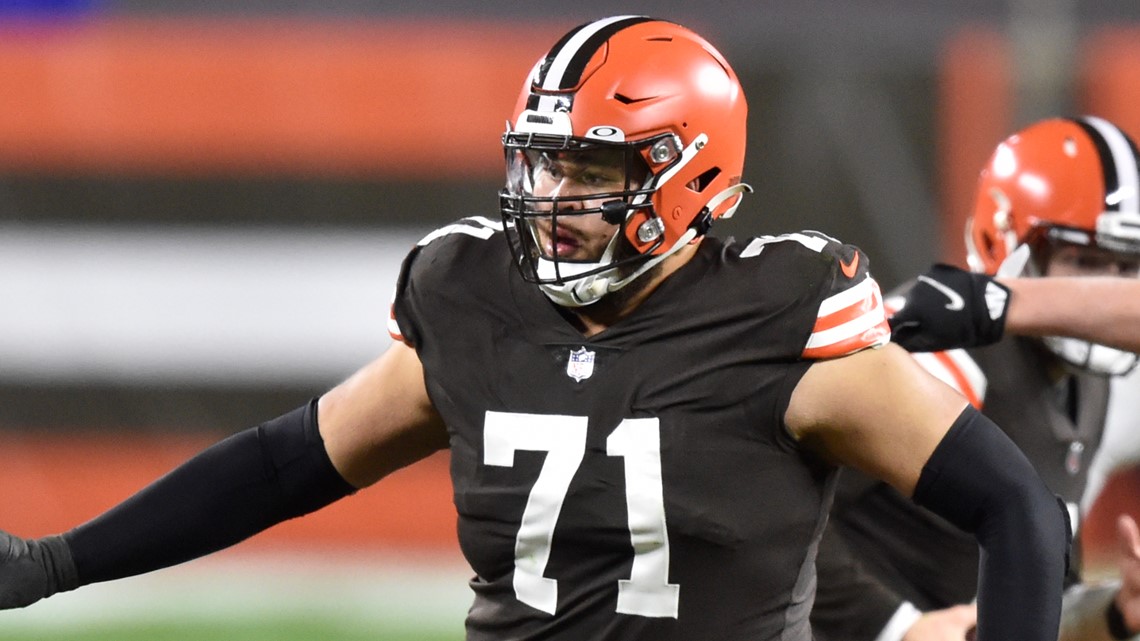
[390,217,889,641]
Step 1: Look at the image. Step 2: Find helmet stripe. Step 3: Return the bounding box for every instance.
[1076,116,1140,215]
[559,16,656,89]
[528,15,653,113]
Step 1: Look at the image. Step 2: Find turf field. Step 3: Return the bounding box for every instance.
[1,621,457,641]
[0,551,471,641]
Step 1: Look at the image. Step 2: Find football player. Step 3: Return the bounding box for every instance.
[813,116,1140,641]
[0,16,1068,641]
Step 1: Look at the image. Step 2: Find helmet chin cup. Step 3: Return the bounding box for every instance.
[1043,336,1139,376]
[534,225,701,308]
[532,235,623,308]
[536,263,618,308]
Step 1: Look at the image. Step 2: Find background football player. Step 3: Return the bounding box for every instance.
[813,115,1140,641]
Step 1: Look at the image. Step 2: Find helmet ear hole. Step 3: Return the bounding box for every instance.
[980,234,998,263]
[690,167,721,193]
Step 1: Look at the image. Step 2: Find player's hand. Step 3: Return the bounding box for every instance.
[901,604,977,641]
[888,264,1010,353]
[1113,514,1140,634]
[0,530,79,609]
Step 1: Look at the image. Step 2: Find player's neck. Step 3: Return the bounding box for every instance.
[570,240,702,337]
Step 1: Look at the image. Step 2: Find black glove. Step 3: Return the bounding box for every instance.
[0,531,79,609]
[888,263,1011,352]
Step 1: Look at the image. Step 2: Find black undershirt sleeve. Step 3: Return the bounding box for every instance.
[62,398,356,585]
[912,404,1070,641]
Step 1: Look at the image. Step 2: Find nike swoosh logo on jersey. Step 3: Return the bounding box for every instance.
[916,275,965,311]
[839,253,859,279]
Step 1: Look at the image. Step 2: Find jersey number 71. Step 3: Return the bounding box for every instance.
[483,411,680,618]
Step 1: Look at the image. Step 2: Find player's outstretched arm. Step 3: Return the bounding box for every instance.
[318,339,448,488]
[787,343,1069,641]
[888,262,1140,354]
[1000,276,1140,353]
[0,340,448,610]
[0,532,76,609]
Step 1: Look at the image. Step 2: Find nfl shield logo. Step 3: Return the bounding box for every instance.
[566,347,596,382]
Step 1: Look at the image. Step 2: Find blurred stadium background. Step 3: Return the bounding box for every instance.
[2,0,1140,638]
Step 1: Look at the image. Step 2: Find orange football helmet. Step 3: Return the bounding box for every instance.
[499,15,750,306]
[966,116,1140,275]
[966,115,1140,374]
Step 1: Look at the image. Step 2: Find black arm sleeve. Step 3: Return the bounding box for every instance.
[811,516,908,641]
[62,399,356,585]
[913,405,1070,641]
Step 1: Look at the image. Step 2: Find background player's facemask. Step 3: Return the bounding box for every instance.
[1009,232,1140,376]
[499,132,690,307]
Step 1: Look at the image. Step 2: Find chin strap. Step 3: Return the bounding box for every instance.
[710,183,753,220]
[581,228,699,302]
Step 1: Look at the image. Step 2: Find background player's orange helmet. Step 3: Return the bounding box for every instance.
[966,115,1140,374]
[500,15,749,307]
[966,116,1140,276]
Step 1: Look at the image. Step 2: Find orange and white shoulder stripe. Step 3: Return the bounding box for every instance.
[910,350,987,409]
[802,275,891,359]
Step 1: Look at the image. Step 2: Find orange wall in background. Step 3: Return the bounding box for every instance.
[0,19,559,178]
[0,432,458,552]
[935,26,1013,268]
[1080,27,1140,144]
[937,25,1140,266]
